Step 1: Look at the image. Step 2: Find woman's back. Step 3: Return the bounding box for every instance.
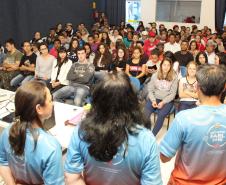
[65,125,162,185]
[0,126,64,185]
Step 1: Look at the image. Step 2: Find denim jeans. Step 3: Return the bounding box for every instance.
[10,74,34,87]
[53,85,89,106]
[94,71,107,81]
[144,99,173,136]
[178,101,197,112]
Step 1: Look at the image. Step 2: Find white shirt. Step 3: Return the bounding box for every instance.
[51,59,72,85]
[164,42,181,53]
[206,51,216,65]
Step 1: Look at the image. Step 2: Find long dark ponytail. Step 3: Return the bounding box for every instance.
[9,81,47,156]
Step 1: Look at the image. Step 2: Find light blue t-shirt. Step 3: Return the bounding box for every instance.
[65,125,162,185]
[160,105,226,184]
[0,126,65,185]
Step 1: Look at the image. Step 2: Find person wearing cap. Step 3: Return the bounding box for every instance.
[205,40,216,64]
[140,30,148,43]
[164,33,181,53]
[143,31,159,57]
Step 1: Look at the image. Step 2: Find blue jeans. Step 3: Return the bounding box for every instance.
[94,71,107,81]
[10,74,34,87]
[53,85,89,106]
[145,99,173,136]
[178,101,197,112]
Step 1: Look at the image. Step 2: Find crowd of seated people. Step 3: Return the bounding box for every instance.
[0,14,225,127]
[0,10,226,185]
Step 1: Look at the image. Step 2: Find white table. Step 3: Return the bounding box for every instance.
[48,102,84,148]
[0,89,15,127]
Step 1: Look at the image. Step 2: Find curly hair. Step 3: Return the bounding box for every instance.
[79,72,148,162]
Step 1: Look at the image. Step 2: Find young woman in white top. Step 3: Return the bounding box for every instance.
[50,46,72,93]
[178,61,198,111]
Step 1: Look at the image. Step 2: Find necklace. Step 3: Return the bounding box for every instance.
[186,76,196,85]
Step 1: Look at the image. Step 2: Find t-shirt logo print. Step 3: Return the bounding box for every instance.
[204,123,226,149]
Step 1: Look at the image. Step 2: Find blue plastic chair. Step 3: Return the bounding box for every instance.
[129,76,141,93]
[180,66,187,78]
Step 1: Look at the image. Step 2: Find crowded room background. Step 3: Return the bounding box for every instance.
[0,4,226,185]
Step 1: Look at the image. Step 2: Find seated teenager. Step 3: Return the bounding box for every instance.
[0,81,64,185]
[144,58,178,136]
[0,39,23,90]
[84,43,95,64]
[53,47,95,106]
[35,42,55,84]
[125,46,146,83]
[10,41,36,89]
[195,51,208,65]
[64,72,163,185]
[93,43,112,81]
[178,61,198,111]
[67,38,79,63]
[111,46,128,72]
[146,48,161,77]
[49,46,72,93]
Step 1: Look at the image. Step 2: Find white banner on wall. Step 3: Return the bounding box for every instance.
[126,0,141,28]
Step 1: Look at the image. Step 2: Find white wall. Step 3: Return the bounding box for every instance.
[141,0,215,31]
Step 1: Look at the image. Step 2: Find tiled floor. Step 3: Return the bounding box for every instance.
[156,120,175,185]
[0,116,175,185]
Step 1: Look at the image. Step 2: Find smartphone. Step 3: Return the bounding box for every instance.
[148,65,157,70]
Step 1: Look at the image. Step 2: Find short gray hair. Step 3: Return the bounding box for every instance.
[196,64,226,96]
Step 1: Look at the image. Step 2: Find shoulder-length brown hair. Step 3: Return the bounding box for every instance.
[157,57,175,81]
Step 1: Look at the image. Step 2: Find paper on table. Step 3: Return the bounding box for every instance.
[49,102,83,148]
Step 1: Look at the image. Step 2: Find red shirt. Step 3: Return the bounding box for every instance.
[49,47,58,58]
[143,39,159,57]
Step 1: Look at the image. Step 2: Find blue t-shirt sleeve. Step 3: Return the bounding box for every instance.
[0,127,9,166]
[141,132,163,185]
[64,126,84,174]
[160,115,184,158]
[42,142,65,185]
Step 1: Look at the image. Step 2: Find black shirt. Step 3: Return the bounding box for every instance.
[127,58,146,83]
[111,59,127,71]
[174,51,194,67]
[19,53,37,76]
